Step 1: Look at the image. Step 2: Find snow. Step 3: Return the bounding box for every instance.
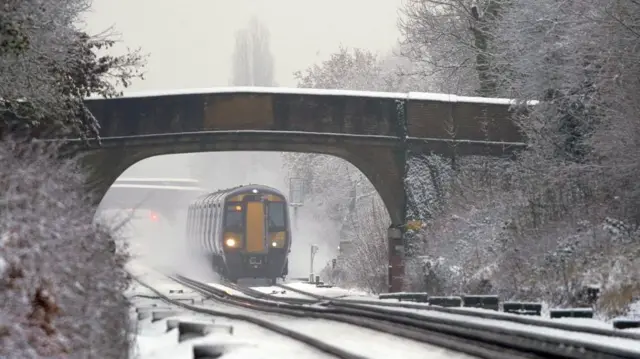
[188,300,477,359]
[407,92,539,105]
[128,269,478,359]
[204,282,252,298]
[132,305,331,359]
[250,286,316,300]
[128,269,638,358]
[370,301,635,333]
[87,86,407,100]
[85,85,536,106]
[356,304,640,354]
[258,316,476,359]
[278,281,640,340]
[283,281,373,299]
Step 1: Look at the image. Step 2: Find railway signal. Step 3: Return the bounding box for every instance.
[288,177,304,230]
[309,244,319,283]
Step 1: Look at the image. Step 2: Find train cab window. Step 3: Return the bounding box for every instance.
[267,202,286,229]
[224,204,243,229]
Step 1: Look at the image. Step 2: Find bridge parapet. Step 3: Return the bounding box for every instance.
[84,87,529,145]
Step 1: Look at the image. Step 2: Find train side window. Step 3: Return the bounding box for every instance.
[267,202,286,229]
[208,205,215,238]
[216,204,221,233]
[203,206,210,242]
[199,206,206,243]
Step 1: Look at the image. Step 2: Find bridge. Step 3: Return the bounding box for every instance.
[72,86,529,292]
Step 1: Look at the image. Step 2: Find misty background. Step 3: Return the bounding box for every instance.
[89,1,400,279]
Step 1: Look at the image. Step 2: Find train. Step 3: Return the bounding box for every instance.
[185,184,291,284]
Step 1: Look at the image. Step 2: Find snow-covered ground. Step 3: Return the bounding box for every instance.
[280,281,374,299]
[128,263,640,358]
[127,262,478,359]
[133,298,331,359]
[250,285,317,299]
[355,303,640,354]
[277,281,640,335]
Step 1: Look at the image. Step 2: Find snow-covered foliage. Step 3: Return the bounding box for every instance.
[398,0,504,96]
[0,0,144,139]
[286,46,435,291]
[286,46,455,293]
[0,139,131,358]
[305,1,640,319]
[319,194,390,294]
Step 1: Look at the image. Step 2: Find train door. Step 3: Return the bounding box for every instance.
[245,200,266,253]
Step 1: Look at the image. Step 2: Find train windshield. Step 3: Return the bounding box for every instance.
[224,204,243,228]
[267,202,286,229]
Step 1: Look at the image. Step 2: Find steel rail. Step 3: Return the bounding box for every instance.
[132,276,369,359]
[173,275,640,359]
[275,282,640,341]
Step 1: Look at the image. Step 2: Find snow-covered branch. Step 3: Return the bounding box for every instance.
[0,139,131,358]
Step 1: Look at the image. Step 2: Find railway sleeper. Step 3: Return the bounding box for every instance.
[503,302,542,316]
[170,297,196,305]
[177,321,234,342]
[462,295,500,311]
[137,311,152,320]
[135,305,172,312]
[152,310,183,322]
[428,296,462,307]
[192,344,224,359]
[613,319,640,330]
[550,308,594,319]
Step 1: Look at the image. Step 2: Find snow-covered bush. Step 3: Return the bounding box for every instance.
[0,139,131,358]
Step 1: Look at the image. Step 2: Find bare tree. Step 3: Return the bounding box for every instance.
[398,0,505,96]
[230,17,275,87]
[187,16,281,179]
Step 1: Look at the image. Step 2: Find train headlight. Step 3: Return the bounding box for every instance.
[271,241,277,247]
[225,238,237,247]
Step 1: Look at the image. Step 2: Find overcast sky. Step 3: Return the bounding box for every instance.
[84,0,403,92]
[86,1,402,266]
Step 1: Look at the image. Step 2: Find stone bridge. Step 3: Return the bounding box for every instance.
[69,87,527,292]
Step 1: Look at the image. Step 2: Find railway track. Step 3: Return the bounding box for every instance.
[172,274,640,359]
[133,276,370,359]
[274,282,640,342]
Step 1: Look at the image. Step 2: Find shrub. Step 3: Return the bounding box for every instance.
[0,139,131,358]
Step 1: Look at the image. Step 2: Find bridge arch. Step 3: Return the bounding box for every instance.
[78,87,526,226]
[81,131,406,224]
[70,87,528,292]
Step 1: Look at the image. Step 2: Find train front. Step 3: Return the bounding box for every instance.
[222,187,290,282]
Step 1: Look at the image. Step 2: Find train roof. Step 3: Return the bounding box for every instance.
[190,184,286,207]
